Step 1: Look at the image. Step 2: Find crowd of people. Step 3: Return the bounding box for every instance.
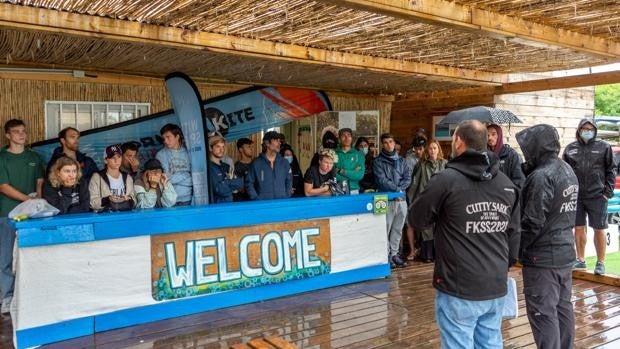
[0,116,616,349]
[407,118,615,349]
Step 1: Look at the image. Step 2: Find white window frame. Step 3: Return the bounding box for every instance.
[44,101,151,139]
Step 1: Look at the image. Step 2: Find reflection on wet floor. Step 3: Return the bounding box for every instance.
[3,263,620,348]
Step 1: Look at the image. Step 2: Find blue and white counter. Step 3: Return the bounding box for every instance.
[12,193,396,348]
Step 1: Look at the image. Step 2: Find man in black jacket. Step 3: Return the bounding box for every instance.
[409,120,520,348]
[517,124,578,349]
[562,118,615,275]
[47,127,98,181]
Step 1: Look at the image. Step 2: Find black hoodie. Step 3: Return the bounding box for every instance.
[516,124,578,268]
[562,118,615,199]
[409,150,520,301]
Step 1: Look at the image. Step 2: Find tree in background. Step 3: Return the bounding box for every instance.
[595,83,620,116]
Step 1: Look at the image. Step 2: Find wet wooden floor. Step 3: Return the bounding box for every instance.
[3,263,620,348]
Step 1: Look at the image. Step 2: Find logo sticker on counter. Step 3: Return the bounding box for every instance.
[374,194,388,214]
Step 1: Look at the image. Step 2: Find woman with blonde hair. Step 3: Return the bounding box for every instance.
[43,156,90,214]
[407,139,447,262]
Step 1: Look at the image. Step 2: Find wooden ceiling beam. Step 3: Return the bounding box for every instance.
[500,71,620,94]
[401,70,620,102]
[327,0,620,58]
[0,3,503,85]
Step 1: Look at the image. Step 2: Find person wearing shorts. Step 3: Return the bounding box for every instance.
[563,118,616,275]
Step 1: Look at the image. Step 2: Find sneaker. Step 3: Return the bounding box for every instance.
[391,255,407,268]
[1,297,11,314]
[573,260,587,270]
[594,261,605,275]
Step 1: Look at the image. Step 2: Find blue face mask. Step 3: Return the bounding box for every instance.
[284,155,293,164]
[580,129,595,142]
[360,147,369,155]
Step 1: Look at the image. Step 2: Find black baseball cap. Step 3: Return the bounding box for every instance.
[104,144,122,159]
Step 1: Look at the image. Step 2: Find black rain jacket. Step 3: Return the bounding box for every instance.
[498,144,525,190]
[409,150,520,301]
[562,118,615,200]
[516,124,578,268]
[42,179,90,214]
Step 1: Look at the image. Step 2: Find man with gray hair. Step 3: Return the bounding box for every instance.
[409,120,520,348]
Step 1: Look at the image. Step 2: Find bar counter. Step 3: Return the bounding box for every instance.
[12,193,399,348]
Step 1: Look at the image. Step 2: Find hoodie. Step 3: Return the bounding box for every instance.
[562,118,615,199]
[487,124,525,189]
[409,149,520,301]
[517,124,578,268]
[310,129,339,167]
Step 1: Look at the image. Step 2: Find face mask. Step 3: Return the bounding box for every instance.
[284,155,293,164]
[580,130,595,142]
[360,147,369,155]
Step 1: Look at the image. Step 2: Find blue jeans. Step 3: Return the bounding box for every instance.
[0,218,16,299]
[435,291,505,349]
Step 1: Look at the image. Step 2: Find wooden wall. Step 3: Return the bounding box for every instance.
[391,79,595,155]
[391,93,494,155]
[495,88,595,150]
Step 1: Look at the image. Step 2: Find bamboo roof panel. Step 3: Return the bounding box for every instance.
[0,0,614,74]
[455,1,620,40]
[0,28,477,94]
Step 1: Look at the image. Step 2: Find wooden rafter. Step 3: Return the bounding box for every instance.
[0,3,503,85]
[401,70,620,102]
[326,0,620,58]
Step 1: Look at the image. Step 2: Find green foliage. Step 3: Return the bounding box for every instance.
[595,84,620,116]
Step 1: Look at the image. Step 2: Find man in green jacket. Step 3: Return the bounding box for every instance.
[335,128,365,194]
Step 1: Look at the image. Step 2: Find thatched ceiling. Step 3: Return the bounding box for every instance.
[0,0,618,95]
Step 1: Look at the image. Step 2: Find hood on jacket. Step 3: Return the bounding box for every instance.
[516,124,560,172]
[576,118,597,144]
[487,123,504,155]
[447,150,498,181]
[321,126,339,149]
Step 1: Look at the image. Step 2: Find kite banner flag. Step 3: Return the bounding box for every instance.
[32,84,331,173]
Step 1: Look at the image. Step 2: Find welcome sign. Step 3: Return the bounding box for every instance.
[151,219,331,301]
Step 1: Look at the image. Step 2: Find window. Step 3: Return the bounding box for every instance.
[45,101,150,139]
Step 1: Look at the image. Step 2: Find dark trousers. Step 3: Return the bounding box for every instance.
[420,239,434,261]
[522,266,574,349]
[0,218,16,299]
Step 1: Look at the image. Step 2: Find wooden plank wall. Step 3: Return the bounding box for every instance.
[495,87,595,150]
[390,93,494,154]
[391,77,595,154]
